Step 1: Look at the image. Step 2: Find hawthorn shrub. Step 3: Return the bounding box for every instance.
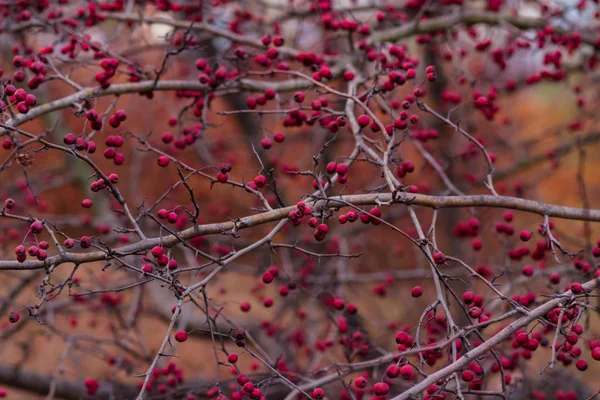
[1,0,600,400]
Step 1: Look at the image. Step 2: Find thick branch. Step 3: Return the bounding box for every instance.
[0,77,318,135]
[2,191,600,270]
[370,10,596,46]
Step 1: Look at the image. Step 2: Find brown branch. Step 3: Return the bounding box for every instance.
[0,76,324,136]
[2,191,600,270]
[369,10,596,46]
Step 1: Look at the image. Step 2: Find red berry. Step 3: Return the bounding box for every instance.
[461,370,474,382]
[217,172,228,183]
[576,359,588,371]
[357,114,370,127]
[469,307,482,318]
[174,330,188,342]
[142,264,153,273]
[161,132,173,144]
[8,311,19,323]
[433,252,446,264]
[354,377,367,388]
[336,164,348,175]
[30,221,43,233]
[571,282,583,294]
[262,271,274,284]
[240,301,251,312]
[312,388,324,399]
[84,378,99,395]
[400,365,414,380]
[402,160,415,172]
[151,246,163,258]
[520,230,531,241]
[516,332,529,344]
[373,382,389,395]
[157,156,170,167]
[386,364,400,378]
[80,236,92,248]
[261,138,273,149]
[462,291,474,304]
[475,96,488,106]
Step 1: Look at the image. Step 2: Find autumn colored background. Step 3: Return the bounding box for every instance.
[1,1,600,399]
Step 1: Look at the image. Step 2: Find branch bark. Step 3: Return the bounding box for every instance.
[369,10,596,46]
[2,191,599,270]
